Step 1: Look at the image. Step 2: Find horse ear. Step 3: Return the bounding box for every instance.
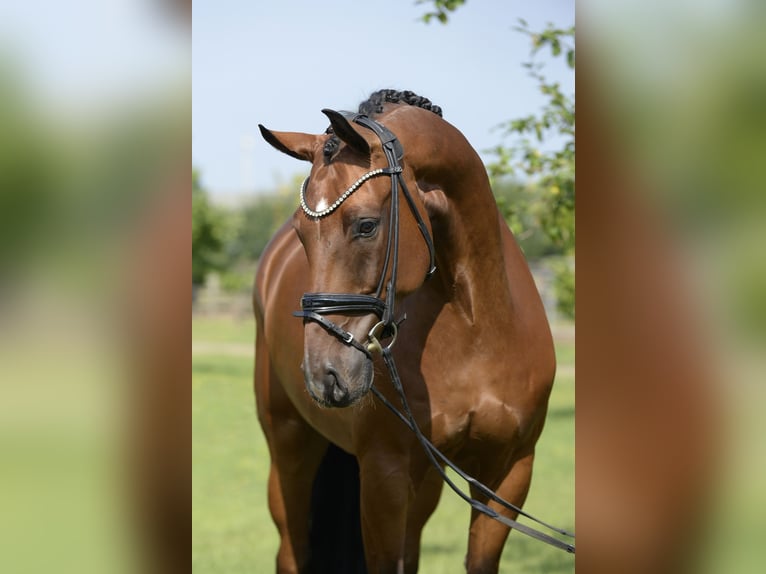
[321,109,370,156]
[258,124,317,162]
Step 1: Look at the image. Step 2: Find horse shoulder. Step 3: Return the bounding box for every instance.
[497,216,556,379]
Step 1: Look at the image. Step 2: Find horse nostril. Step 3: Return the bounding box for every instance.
[325,366,349,402]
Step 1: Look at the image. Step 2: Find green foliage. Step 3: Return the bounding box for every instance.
[417,0,466,24]
[1,58,179,281]
[199,177,299,294]
[489,20,575,319]
[552,258,575,320]
[415,4,575,318]
[0,66,59,274]
[192,169,225,286]
[218,268,252,294]
[489,20,575,256]
[492,178,562,261]
[224,178,299,264]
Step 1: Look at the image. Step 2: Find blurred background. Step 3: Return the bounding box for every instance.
[0,1,189,573]
[1,0,764,572]
[576,1,766,572]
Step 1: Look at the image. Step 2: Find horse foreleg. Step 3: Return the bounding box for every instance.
[255,308,329,573]
[465,451,535,574]
[358,452,415,574]
[403,464,445,573]
[264,416,328,574]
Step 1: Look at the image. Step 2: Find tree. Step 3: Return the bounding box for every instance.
[420,3,575,318]
[417,0,466,24]
[224,178,299,265]
[490,20,574,319]
[206,176,301,294]
[488,20,574,253]
[192,169,224,287]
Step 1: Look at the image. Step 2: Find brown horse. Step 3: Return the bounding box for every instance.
[254,90,558,573]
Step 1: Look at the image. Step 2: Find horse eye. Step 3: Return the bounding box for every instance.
[356,219,378,238]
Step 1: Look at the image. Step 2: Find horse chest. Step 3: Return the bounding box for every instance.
[408,309,550,450]
[404,347,526,455]
[430,383,523,449]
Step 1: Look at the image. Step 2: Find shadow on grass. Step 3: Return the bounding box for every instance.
[503,530,576,573]
[193,356,252,378]
[421,541,461,554]
[546,405,575,420]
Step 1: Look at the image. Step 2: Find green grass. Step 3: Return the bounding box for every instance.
[193,316,574,573]
[192,315,255,345]
[192,352,276,572]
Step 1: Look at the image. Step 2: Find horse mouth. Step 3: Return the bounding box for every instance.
[303,359,374,408]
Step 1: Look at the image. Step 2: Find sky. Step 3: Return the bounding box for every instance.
[0,0,187,112]
[192,0,574,199]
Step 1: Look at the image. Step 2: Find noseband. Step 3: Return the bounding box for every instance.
[293,113,436,357]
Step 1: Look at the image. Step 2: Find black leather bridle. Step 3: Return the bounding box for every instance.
[294,113,575,554]
[293,112,436,357]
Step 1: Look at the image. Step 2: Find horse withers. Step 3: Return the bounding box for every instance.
[254,90,557,573]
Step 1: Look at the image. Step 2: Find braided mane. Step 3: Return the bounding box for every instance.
[357,89,443,118]
[324,89,443,158]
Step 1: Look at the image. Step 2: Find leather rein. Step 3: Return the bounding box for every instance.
[294,113,574,554]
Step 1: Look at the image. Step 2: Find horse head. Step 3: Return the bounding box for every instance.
[259,108,435,407]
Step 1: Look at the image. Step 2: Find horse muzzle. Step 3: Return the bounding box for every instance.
[302,335,374,408]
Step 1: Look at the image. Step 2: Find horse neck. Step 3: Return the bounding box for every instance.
[379,107,513,323]
[414,132,513,324]
[436,180,512,323]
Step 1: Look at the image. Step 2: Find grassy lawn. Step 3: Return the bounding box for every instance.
[192,315,574,573]
[192,314,256,345]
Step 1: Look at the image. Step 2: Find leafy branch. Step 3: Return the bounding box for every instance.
[417,0,466,24]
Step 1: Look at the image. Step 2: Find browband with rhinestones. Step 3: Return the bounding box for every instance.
[299,168,391,219]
